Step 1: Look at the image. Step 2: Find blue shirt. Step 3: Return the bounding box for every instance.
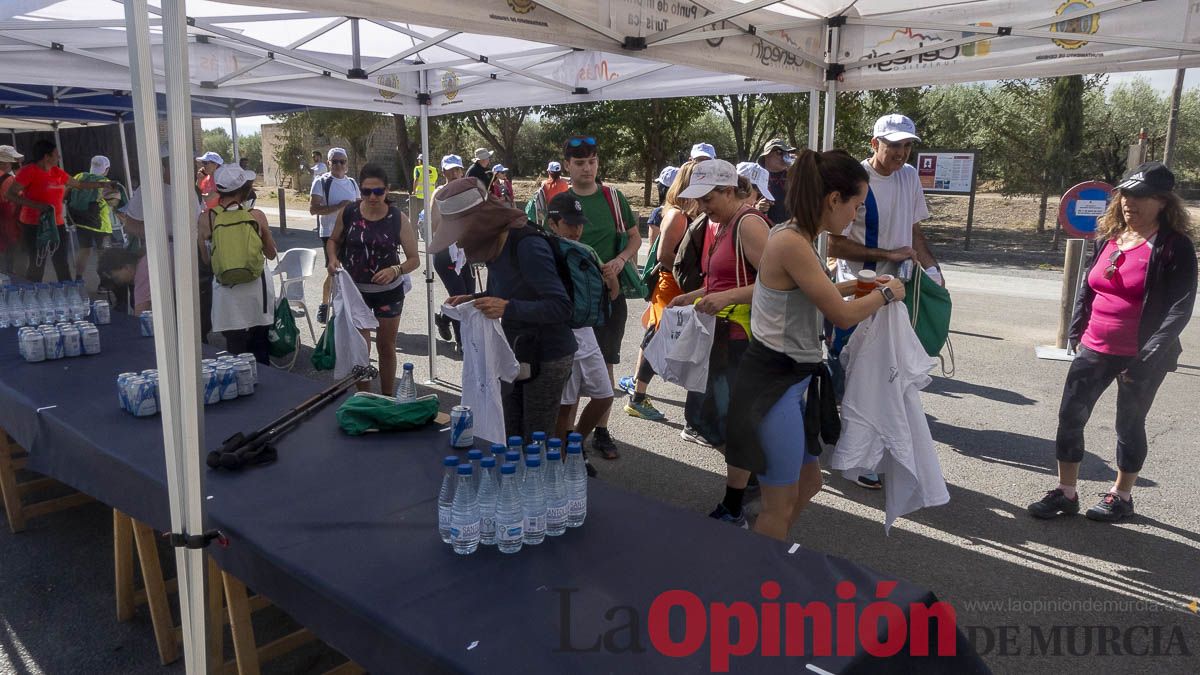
[486,226,577,360]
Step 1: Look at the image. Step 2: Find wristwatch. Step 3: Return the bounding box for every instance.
[877,286,896,305]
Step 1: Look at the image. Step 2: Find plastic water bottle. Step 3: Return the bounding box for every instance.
[0,291,8,329]
[567,431,583,448]
[522,456,546,545]
[395,362,417,402]
[37,284,54,324]
[489,443,505,461]
[530,431,547,456]
[437,455,459,544]
[565,442,588,528]
[50,283,67,322]
[478,456,498,546]
[467,448,483,493]
[506,449,523,483]
[70,281,88,320]
[449,464,480,555]
[495,463,523,554]
[547,437,563,460]
[23,286,39,326]
[544,449,568,537]
[526,443,542,467]
[507,435,523,454]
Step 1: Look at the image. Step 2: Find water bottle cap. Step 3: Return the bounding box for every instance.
[532,431,547,441]
[566,442,583,453]
[403,362,414,370]
[548,437,562,448]
[457,464,472,475]
[443,455,459,467]
[525,457,541,468]
[481,456,496,467]
[490,443,506,454]
[500,463,516,474]
[568,432,583,443]
[505,450,521,460]
[507,436,523,446]
[467,449,483,460]
[547,450,561,462]
[526,444,541,455]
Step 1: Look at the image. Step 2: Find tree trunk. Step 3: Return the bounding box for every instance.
[1037,169,1050,233]
[395,115,413,191]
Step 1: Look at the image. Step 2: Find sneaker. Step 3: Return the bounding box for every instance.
[709,503,748,529]
[625,397,666,421]
[855,473,883,490]
[1085,492,1134,522]
[1028,488,1081,519]
[317,303,329,324]
[592,428,620,460]
[434,312,452,341]
[617,375,637,396]
[680,427,714,448]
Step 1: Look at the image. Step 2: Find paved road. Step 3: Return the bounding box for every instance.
[3,218,1198,674]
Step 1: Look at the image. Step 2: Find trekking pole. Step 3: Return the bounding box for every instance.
[207,364,377,469]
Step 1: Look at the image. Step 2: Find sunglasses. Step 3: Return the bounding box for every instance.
[331,159,347,165]
[566,136,597,148]
[1104,248,1123,280]
[361,187,386,197]
[884,141,914,151]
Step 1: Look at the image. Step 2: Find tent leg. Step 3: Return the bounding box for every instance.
[419,70,437,384]
[808,91,820,151]
[822,85,837,152]
[52,121,77,282]
[229,104,240,164]
[117,114,135,191]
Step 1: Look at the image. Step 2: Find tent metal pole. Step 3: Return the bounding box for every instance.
[52,121,63,167]
[1164,68,1186,168]
[53,120,78,281]
[229,103,240,164]
[807,91,819,151]
[822,22,840,152]
[419,70,437,384]
[116,113,134,190]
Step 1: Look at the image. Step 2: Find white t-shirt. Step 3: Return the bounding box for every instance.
[441,301,520,445]
[310,173,359,238]
[831,303,948,531]
[311,161,328,177]
[122,182,201,241]
[836,160,929,282]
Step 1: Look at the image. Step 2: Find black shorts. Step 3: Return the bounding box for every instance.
[75,227,106,249]
[592,294,627,365]
[319,235,330,265]
[358,285,405,319]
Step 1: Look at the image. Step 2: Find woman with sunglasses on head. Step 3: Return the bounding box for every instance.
[326,164,420,395]
[1029,162,1196,523]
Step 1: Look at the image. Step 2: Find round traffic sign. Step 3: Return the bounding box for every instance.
[1059,181,1114,239]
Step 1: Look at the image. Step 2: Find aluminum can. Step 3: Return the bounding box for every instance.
[117,372,138,410]
[139,310,154,336]
[236,353,258,383]
[202,367,220,405]
[21,329,45,362]
[216,365,238,401]
[126,376,158,417]
[60,325,82,357]
[233,361,254,396]
[141,369,158,378]
[81,326,101,355]
[41,327,64,360]
[92,300,111,325]
[201,358,218,369]
[450,405,474,448]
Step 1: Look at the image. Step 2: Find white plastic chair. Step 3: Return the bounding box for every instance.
[272,247,319,343]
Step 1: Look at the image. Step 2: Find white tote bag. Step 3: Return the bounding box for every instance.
[645,305,715,393]
[332,269,379,379]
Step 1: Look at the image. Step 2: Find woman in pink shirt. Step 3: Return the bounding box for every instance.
[1030,162,1197,523]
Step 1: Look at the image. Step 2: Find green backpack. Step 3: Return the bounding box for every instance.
[209,205,264,286]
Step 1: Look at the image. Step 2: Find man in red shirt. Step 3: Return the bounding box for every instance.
[4,139,108,281]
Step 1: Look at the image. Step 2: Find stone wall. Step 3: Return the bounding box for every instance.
[262,120,399,191]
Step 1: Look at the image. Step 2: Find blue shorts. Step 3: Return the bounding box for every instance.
[756,377,819,487]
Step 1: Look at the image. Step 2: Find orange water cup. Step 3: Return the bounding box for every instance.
[855,270,878,298]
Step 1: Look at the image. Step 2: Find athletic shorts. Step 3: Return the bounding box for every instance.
[319,235,330,266]
[592,294,627,365]
[561,348,614,405]
[756,377,820,487]
[357,285,405,319]
[75,227,106,249]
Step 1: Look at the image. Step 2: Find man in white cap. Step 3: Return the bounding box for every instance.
[195,151,224,210]
[68,154,128,280]
[410,152,439,228]
[828,113,941,491]
[735,161,774,215]
[467,148,492,186]
[757,138,796,225]
[690,142,716,162]
[310,147,358,323]
[0,145,24,275]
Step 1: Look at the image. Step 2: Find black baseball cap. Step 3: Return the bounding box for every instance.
[547,192,588,226]
[1116,161,1175,197]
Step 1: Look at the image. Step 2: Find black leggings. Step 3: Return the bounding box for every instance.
[433,248,475,298]
[636,325,658,385]
[1055,346,1169,474]
[222,325,271,365]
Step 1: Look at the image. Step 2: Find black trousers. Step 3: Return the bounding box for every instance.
[222,325,270,365]
[1055,346,1169,474]
[23,224,71,282]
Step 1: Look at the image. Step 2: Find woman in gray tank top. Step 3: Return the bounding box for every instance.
[724,150,907,541]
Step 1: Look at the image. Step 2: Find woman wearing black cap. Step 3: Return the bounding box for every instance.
[1029,162,1197,523]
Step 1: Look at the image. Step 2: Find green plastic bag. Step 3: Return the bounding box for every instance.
[336,393,440,436]
[903,268,952,357]
[311,318,335,371]
[36,209,60,254]
[268,298,299,358]
[639,236,661,301]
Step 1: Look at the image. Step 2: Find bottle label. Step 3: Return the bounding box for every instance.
[481,515,496,535]
[451,519,480,541]
[438,508,451,528]
[568,498,586,517]
[525,515,545,532]
[499,524,523,542]
[547,505,568,525]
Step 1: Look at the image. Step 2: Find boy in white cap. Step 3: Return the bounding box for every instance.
[310,147,358,323]
[0,145,24,275]
[69,154,127,281]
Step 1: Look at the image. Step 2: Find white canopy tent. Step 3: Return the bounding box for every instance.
[6,1,1200,673]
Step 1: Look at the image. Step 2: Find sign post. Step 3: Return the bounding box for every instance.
[916,150,979,250]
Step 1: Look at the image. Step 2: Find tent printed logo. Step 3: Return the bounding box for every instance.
[441,69,461,102]
[861,27,975,72]
[1050,0,1100,50]
[507,0,536,15]
[377,73,400,100]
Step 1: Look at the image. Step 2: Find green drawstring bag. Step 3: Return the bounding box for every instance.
[904,268,952,358]
[638,236,661,301]
[268,298,299,358]
[36,209,60,257]
[336,393,440,436]
[311,319,335,371]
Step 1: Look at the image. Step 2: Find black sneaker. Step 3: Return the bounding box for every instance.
[592,428,619,460]
[1085,492,1134,522]
[435,312,452,341]
[317,303,329,324]
[680,427,714,448]
[1028,488,1080,519]
[585,460,597,478]
[855,473,883,490]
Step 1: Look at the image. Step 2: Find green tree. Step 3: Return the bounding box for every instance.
[237,132,263,173]
[201,127,233,161]
[1043,75,1086,233]
[273,110,386,178]
[710,94,774,162]
[462,107,534,174]
[764,93,812,151]
[608,98,697,203]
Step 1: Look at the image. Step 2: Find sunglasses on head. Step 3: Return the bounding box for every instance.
[361,187,386,196]
[1104,248,1123,280]
[331,159,347,165]
[566,136,597,148]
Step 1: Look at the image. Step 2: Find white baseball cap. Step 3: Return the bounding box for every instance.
[657,165,679,188]
[195,151,224,165]
[90,155,111,175]
[492,164,509,174]
[0,145,24,163]
[441,154,464,170]
[213,164,257,192]
[872,114,921,143]
[547,161,562,173]
[736,162,773,202]
[327,147,348,161]
[690,142,716,160]
[679,159,737,199]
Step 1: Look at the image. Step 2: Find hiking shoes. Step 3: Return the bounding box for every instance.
[680,427,714,448]
[616,375,637,396]
[316,303,329,324]
[855,472,883,490]
[592,428,620,460]
[434,312,452,341]
[1028,488,1081,519]
[709,503,749,529]
[1085,492,1134,522]
[625,397,666,421]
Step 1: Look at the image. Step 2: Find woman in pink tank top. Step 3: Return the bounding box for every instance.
[1029,162,1197,524]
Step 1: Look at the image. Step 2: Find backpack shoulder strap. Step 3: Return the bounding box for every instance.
[600,185,625,233]
[321,174,333,204]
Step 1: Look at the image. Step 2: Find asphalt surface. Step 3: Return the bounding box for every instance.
[2,213,1198,674]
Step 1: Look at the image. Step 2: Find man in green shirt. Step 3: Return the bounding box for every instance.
[559,133,640,459]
